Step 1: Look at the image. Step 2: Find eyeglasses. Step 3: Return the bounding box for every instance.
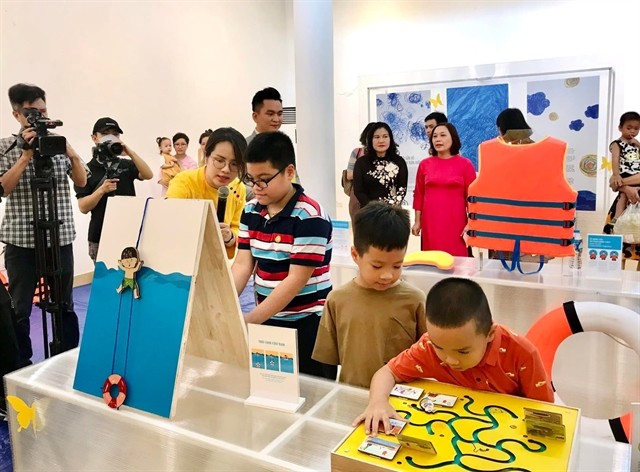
[210,156,239,172]
[241,167,285,189]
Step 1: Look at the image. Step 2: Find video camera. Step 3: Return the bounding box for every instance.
[95,140,124,163]
[93,137,125,186]
[23,108,66,157]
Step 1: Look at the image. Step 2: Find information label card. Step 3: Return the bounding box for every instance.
[332,220,351,258]
[245,324,305,412]
[585,233,623,279]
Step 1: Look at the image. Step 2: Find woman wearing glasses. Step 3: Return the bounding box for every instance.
[166,127,247,259]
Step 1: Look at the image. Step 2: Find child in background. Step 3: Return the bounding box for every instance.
[609,111,640,223]
[412,123,476,256]
[157,136,180,195]
[197,129,213,167]
[312,202,426,388]
[353,277,554,435]
[157,136,173,165]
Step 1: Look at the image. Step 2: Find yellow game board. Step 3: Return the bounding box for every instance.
[332,380,579,472]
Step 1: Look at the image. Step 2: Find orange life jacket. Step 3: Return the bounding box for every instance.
[467,137,577,259]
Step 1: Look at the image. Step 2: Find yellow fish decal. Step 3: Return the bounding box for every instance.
[6,395,37,433]
[601,156,612,171]
[429,93,443,109]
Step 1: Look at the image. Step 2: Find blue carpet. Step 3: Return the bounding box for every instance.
[0,284,91,472]
[0,419,10,472]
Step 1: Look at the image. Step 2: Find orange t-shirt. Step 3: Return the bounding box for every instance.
[387,324,554,403]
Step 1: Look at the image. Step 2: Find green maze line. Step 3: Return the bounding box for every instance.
[396,395,548,471]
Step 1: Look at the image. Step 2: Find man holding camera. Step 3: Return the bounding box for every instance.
[75,117,153,261]
[0,83,88,367]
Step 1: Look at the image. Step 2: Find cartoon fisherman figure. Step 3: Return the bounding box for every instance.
[116,246,143,299]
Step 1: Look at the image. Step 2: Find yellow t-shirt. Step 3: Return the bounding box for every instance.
[166,167,246,259]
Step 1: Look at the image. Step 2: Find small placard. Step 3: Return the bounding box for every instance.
[245,324,305,412]
[332,220,351,258]
[585,234,623,279]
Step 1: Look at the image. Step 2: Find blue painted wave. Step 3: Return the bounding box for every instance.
[74,262,192,418]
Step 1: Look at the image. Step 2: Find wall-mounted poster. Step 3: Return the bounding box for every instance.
[527,76,600,211]
[376,90,431,206]
[447,84,508,169]
[366,60,612,212]
[375,85,507,206]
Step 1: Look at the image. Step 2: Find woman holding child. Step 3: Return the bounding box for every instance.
[412,123,476,256]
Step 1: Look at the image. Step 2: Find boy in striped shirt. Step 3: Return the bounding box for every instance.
[232,132,335,378]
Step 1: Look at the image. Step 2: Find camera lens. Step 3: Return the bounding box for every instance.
[107,142,123,155]
[106,143,124,156]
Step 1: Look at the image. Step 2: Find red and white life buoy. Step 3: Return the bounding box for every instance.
[526,301,640,443]
[102,374,127,409]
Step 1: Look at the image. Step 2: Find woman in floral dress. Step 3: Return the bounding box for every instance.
[352,122,408,208]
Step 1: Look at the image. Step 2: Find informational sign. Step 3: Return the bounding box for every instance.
[585,233,623,278]
[245,324,305,412]
[332,220,351,258]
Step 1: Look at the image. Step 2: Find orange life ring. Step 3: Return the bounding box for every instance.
[526,301,639,443]
[102,374,127,409]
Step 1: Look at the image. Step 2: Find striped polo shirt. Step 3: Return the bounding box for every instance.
[238,184,332,320]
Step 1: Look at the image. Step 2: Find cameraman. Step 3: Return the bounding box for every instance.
[0,83,88,367]
[75,118,153,261]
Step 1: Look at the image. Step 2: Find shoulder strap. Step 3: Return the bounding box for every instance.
[1,139,19,157]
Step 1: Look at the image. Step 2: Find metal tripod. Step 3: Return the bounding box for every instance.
[30,155,65,358]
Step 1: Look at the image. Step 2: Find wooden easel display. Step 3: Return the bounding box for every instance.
[73,197,248,418]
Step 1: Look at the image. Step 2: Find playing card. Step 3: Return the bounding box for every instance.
[358,436,401,460]
[397,432,437,455]
[390,384,424,400]
[425,392,458,407]
[524,408,563,425]
[377,418,407,436]
[525,417,566,441]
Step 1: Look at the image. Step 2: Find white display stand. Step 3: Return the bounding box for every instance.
[4,350,631,471]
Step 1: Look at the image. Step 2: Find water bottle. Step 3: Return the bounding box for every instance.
[568,229,583,271]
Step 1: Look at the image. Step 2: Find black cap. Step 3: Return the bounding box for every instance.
[92,117,123,134]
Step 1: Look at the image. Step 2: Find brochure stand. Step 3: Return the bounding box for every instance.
[245,324,305,413]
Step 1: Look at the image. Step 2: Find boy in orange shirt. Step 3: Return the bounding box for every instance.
[354,277,553,435]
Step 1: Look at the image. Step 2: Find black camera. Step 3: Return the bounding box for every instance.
[95,140,124,163]
[23,108,66,157]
